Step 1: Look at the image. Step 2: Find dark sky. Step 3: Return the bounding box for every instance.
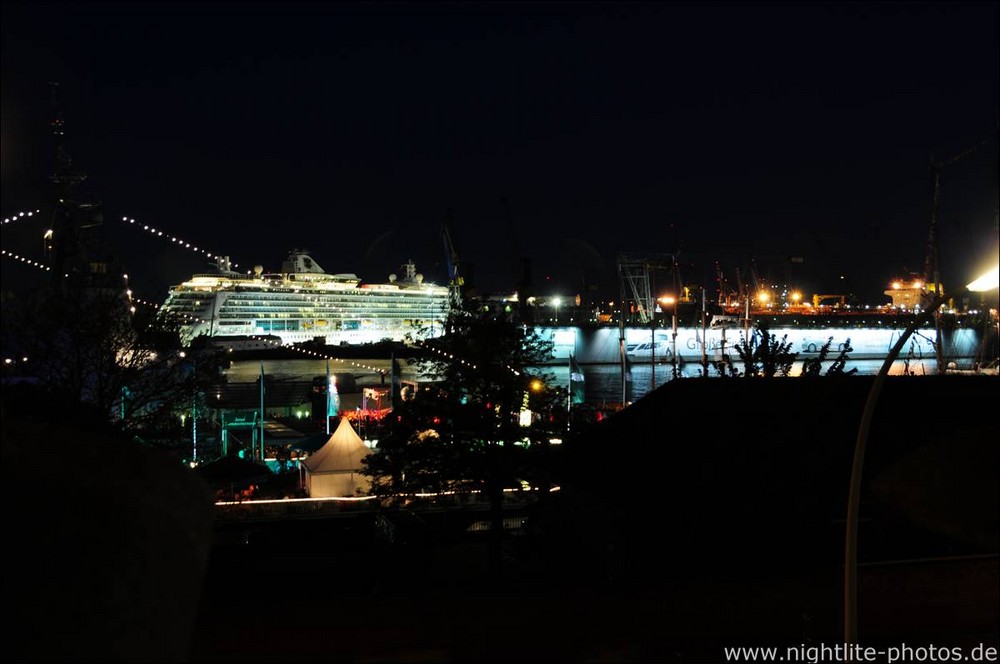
[2,2,997,304]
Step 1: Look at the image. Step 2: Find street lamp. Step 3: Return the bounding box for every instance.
[663,296,679,377]
[844,264,999,644]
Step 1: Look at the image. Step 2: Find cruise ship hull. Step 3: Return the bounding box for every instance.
[160,253,451,348]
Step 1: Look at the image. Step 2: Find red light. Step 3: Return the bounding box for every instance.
[432,416,441,425]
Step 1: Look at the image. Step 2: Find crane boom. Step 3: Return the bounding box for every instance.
[441,209,463,307]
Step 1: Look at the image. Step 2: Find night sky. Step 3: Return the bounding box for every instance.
[2,2,997,305]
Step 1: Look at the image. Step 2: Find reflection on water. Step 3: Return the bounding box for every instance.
[571,358,938,405]
[227,356,940,407]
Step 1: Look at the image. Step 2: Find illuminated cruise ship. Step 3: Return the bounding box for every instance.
[160,250,451,347]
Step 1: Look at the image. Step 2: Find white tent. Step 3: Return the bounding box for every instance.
[301,417,372,497]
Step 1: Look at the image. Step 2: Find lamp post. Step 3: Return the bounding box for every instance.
[672,296,679,378]
[178,351,198,464]
[192,364,198,464]
[844,266,998,644]
[701,287,708,376]
[658,295,677,379]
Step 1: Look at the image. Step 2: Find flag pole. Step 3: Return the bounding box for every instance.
[701,286,708,376]
[326,358,331,435]
[259,360,265,461]
[566,353,573,413]
[567,353,572,431]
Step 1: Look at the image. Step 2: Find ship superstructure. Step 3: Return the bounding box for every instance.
[160,250,451,346]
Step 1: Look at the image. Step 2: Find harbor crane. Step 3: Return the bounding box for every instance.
[923,133,995,371]
[923,135,993,298]
[714,261,728,308]
[441,209,464,308]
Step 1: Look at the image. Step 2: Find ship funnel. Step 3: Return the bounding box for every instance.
[281,250,325,274]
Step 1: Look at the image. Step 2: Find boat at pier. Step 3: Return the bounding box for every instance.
[160,250,451,347]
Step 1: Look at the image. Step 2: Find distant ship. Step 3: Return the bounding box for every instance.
[160,250,451,347]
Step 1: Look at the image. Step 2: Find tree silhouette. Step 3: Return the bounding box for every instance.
[1,281,225,447]
[362,303,559,580]
[801,337,858,377]
[731,323,798,377]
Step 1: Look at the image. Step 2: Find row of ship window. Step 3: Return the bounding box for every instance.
[217,319,439,331]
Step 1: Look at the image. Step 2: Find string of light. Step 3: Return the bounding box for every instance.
[121,215,246,271]
[131,296,161,310]
[1,250,139,315]
[1,249,52,272]
[2,209,41,225]
[418,342,478,370]
[415,340,526,378]
[240,334,388,375]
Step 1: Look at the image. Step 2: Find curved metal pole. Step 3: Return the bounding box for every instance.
[844,289,956,643]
